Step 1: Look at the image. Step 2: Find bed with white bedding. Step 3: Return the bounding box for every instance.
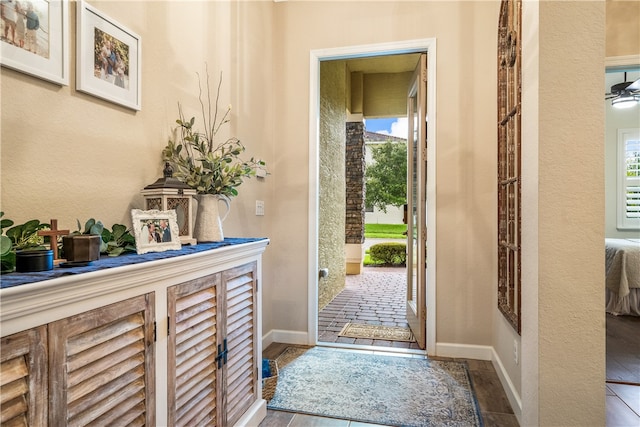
[605,238,640,316]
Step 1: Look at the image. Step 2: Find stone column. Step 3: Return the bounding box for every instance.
[345,120,365,274]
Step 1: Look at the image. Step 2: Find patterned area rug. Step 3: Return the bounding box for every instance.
[338,322,415,342]
[268,347,483,427]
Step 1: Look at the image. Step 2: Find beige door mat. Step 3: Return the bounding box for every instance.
[338,322,415,342]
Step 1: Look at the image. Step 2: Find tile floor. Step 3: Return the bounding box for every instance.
[263,267,640,426]
[262,266,517,426]
[606,382,640,427]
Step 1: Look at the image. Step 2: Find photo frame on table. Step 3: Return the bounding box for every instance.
[131,209,181,255]
[76,0,141,110]
[0,0,69,85]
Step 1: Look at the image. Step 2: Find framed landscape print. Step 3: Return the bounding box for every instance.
[76,0,141,110]
[131,209,181,255]
[0,0,69,85]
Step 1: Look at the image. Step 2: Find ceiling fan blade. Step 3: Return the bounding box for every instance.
[626,78,640,91]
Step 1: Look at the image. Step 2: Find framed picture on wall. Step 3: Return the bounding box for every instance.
[0,0,69,85]
[76,0,141,110]
[131,209,182,255]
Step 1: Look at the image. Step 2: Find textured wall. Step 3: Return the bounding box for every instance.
[606,0,640,57]
[521,1,606,425]
[318,60,347,310]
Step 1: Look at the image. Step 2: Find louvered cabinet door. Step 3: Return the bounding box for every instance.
[48,294,156,427]
[168,274,222,427]
[223,262,258,427]
[0,326,47,426]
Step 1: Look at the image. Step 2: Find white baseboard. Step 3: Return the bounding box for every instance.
[491,347,523,423]
[435,342,493,360]
[262,329,310,350]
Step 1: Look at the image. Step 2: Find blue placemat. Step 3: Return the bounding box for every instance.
[0,237,268,289]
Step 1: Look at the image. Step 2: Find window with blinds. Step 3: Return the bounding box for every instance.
[618,128,640,230]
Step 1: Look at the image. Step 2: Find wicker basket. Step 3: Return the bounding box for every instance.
[262,359,278,401]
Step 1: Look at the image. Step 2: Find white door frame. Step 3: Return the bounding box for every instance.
[308,38,438,355]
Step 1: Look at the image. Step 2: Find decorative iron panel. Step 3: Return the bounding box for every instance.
[497,0,522,334]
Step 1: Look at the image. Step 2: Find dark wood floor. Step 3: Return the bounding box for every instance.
[607,313,640,384]
[260,343,519,427]
[606,313,640,426]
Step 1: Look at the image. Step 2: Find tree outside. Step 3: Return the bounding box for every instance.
[365,140,407,213]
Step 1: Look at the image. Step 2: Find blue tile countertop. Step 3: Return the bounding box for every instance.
[0,237,268,289]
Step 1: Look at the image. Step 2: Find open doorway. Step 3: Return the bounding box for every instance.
[309,41,436,354]
[603,66,640,418]
[318,116,415,349]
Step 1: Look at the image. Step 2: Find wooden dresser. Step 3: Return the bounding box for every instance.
[0,238,269,426]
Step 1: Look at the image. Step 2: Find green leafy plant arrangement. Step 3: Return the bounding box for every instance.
[0,213,50,273]
[67,219,136,257]
[71,218,105,236]
[101,223,136,256]
[162,68,266,197]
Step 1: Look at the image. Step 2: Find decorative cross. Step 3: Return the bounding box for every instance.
[37,219,69,261]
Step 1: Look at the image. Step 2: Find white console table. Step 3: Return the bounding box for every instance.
[0,238,269,426]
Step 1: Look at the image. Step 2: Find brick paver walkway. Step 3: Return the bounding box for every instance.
[318,266,421,350]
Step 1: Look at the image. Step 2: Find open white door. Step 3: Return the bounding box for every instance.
[406,53,427,349]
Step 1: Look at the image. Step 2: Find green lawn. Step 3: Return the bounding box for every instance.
[364,223,407,239]
[363,250,385,266]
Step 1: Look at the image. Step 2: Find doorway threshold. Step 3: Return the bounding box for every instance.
[317,341,426,357]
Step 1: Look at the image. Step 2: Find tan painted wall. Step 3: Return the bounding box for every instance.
[1,1,274,235]
[606,0,640,57]
[521,1,605,424]
[363,72,413,117]
[271,0,498,339]
[0,0,610,422]
[1,1,278,332]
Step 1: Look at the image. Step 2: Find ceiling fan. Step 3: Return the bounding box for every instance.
[606,72,640,109]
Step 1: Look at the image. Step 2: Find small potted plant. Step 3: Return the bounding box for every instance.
[1,213,52,273]
[62,219,103,264]
[162,67,266,242]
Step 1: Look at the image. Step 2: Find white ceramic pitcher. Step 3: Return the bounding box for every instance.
[193,194,231,242]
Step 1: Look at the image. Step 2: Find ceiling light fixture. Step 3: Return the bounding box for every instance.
[612,92,640,109]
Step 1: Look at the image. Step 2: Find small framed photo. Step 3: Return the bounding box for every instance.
[131,209,181,255]
[76,0,141,110]
[0,0,69,85]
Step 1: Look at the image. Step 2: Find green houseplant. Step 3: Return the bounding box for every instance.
[62,219,105,263]
[1,213,50,273]
[62,218,136,262]
[101,223,136,256]
[65,219,136,258]
[161,70,265,197]
[161,68,266,242]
